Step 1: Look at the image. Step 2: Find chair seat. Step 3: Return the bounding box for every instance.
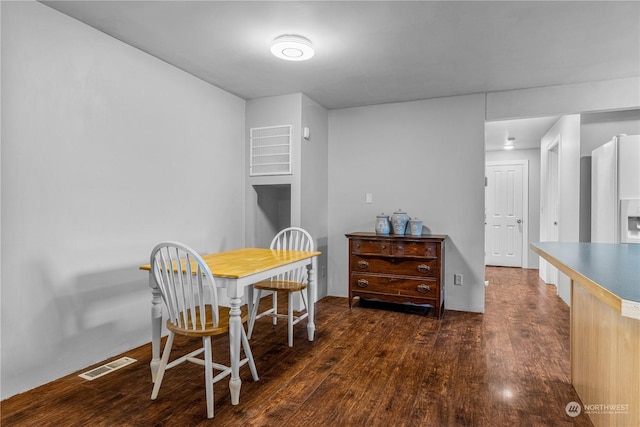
[253,279,307,292]
[167,305,249,337]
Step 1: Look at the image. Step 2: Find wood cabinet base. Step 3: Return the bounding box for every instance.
[571,281,640,427]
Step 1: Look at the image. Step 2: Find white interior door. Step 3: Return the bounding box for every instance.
[485,162,525,267]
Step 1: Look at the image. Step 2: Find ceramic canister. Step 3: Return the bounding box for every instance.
[390,209,410,234]
[408,217,423,236]
[375,213,391,235]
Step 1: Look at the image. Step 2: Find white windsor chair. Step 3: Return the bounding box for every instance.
[247,227,314,347]
[149,241,258,419]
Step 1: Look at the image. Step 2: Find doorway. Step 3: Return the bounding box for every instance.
[485,161,528,267]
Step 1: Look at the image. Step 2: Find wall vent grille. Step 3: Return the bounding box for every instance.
[250,124,292,176]
[78,357,136,381]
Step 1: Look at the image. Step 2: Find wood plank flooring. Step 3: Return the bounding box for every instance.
[1,267,593,426]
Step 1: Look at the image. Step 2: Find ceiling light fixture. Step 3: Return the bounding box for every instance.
[271,35,314,61]
[504,136,516,150]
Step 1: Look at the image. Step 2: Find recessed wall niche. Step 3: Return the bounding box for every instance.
[253,184,291,248]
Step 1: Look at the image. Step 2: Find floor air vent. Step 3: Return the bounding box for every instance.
[79,357,136,381]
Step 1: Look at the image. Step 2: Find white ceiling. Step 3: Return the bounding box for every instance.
[41,1,640,150]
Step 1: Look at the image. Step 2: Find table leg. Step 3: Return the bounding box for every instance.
[228,296,242,405]
[149,274,163,382]
[306,258,317,341]
[245,286,254,328]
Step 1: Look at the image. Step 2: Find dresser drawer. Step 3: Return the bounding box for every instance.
[351,274,438,299]
[351,239,391,256]
[392,241,438,258]
[351,255,439,278]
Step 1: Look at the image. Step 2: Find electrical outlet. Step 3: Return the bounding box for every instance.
[454,274,463,286]
[321,266,326,277]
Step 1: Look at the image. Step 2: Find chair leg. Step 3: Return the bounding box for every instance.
[151,332,175,399]
[241,325,259,381]
[203,336,214,419]
[272,291,278,325]
[288,291,294,347]
[248,289,261,340]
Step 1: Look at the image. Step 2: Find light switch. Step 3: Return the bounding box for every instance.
[365,193,373,204]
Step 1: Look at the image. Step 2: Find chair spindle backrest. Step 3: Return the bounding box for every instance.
[150,242,219,331]
[271,227,314,284]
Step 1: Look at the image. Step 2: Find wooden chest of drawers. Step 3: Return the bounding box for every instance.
[346,232,446,318]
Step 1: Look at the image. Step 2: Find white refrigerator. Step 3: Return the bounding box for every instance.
[591,134,640,244]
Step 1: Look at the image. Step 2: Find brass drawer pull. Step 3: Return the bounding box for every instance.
[357,260,369,269]
[417,284,431,294]
[417,264,431,273]
[357,279,369,288]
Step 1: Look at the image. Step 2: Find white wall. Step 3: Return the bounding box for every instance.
[245,94,302,248]
[485,149,541,268]
[1,2,246,399]
[486,77,640,121]
[301,94,329,299]
[539,115,581,305]
[328,94,486,313]
[244,93,329,302]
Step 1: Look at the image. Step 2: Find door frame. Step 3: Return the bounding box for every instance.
[541,136,561,286]
[485,160,530,268]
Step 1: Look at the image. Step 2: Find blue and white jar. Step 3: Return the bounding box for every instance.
[375,213,391,235]
[390,209,409,235]
[408,217,423,236]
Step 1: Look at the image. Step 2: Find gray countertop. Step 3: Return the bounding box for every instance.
[531,242,640,307]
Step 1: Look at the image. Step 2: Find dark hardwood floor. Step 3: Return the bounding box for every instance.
[1,267,593,426]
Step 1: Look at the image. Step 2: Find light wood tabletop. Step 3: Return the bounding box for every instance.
[140,247,321,278]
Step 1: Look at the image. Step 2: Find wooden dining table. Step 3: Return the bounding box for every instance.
[140,247,321,405]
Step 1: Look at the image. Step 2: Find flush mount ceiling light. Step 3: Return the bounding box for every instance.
[271,35,314,61]
[504,136,516,150]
